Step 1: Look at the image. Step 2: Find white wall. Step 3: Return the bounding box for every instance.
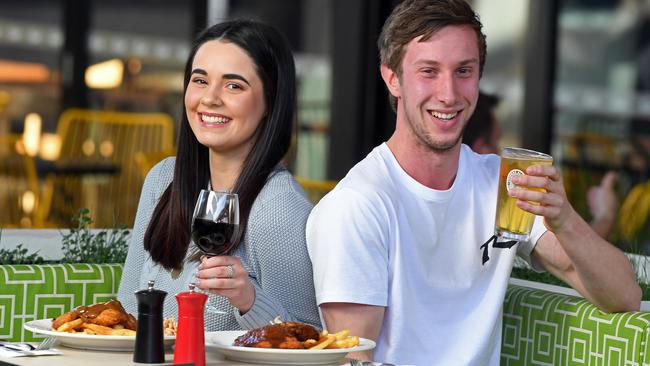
[0,228,114,261]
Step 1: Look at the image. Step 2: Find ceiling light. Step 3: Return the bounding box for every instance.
[23,113,41,157]
[85,58,124,89]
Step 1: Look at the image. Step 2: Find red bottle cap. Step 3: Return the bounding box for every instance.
[174,284,208,366]
[176,284,208,318]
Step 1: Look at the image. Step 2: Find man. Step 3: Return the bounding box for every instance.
[306,0,641,364]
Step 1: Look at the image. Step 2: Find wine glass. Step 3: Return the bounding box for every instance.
[191,189,240,313]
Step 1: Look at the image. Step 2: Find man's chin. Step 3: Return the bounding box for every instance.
[408,117,463,153]
[422,135,463,153]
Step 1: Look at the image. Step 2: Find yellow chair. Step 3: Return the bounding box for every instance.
[0,134,40,227]
[616,179,650,242]
[37,109,175,228]
[134,149,177,180]
[295,177,337,204]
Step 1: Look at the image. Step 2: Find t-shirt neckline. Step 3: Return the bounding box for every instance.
[378,142,465,202]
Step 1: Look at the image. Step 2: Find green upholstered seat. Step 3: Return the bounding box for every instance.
[0,263,122,342]
[502,284,650,366]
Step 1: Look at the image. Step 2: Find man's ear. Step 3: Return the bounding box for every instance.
[380,64,401,99]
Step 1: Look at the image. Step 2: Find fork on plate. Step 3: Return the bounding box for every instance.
[35,337,57,350]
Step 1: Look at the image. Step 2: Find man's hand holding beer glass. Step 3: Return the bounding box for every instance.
[500,149,641,313]
[495,148,553,241]
[506,157,575,235]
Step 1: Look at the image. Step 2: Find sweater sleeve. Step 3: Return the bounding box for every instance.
[233,173,322,329]
[117,158,174,314]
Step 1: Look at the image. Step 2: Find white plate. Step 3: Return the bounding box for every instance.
[206,330,376,365]
[24,319,175,352]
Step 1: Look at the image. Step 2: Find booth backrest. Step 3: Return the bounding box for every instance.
[0,263,122,342]
[502,284,650,365]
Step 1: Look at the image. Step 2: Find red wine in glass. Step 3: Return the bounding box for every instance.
[191,189,240,313]
[191,220,239,256]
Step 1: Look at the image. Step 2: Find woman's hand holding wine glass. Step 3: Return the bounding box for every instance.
[192,189,254,313]
[198,255,255,313]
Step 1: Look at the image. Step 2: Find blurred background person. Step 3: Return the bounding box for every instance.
[462,91,501,154]
[587,171,619,240]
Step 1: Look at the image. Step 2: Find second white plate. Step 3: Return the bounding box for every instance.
[206,330,376,365]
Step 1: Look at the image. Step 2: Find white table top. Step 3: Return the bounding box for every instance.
[0,347,241,365]
[0,346,351,366]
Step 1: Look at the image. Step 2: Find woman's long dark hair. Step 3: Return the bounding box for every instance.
[144,19,296,271]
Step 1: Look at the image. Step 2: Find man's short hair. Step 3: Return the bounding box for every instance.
[462,91,500,148]
[378,0,487,111]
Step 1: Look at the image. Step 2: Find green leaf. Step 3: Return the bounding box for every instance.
[0,244,45,264]
[60,208,130,264]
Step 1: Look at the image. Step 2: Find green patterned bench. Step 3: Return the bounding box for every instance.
[0,263,123,342]
[501,283,650,366]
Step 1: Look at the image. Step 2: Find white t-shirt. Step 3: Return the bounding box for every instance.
[306,143,546,365]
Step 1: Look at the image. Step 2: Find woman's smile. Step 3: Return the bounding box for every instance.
[199,112,231,126]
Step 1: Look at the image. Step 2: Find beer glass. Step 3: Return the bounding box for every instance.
[495,147,553,241]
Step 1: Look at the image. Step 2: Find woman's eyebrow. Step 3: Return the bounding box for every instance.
[223,73,250,86]
[190,68,207,76]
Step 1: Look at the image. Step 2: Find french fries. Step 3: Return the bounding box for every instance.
[305,329,360,350]
[56,318,83,332]
[329,336,360,349]
[308,335,336,350]
[53,316,177,337]
[53,320,137,336]
[83,323,137,336]
[163,316,178,336]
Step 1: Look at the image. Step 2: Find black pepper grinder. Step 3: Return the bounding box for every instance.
[134,280,167,364]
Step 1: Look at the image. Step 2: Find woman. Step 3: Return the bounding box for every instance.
[117,19,320,330]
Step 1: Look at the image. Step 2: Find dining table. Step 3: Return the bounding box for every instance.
[35,158,121,177]
[0,346,356,366]
[0,347,241,365]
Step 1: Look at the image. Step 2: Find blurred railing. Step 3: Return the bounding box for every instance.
[0,134,40,227]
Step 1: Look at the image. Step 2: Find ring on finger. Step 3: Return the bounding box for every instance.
[225,264,234,279]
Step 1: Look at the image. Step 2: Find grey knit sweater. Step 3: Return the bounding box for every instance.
[117,157,321,331]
